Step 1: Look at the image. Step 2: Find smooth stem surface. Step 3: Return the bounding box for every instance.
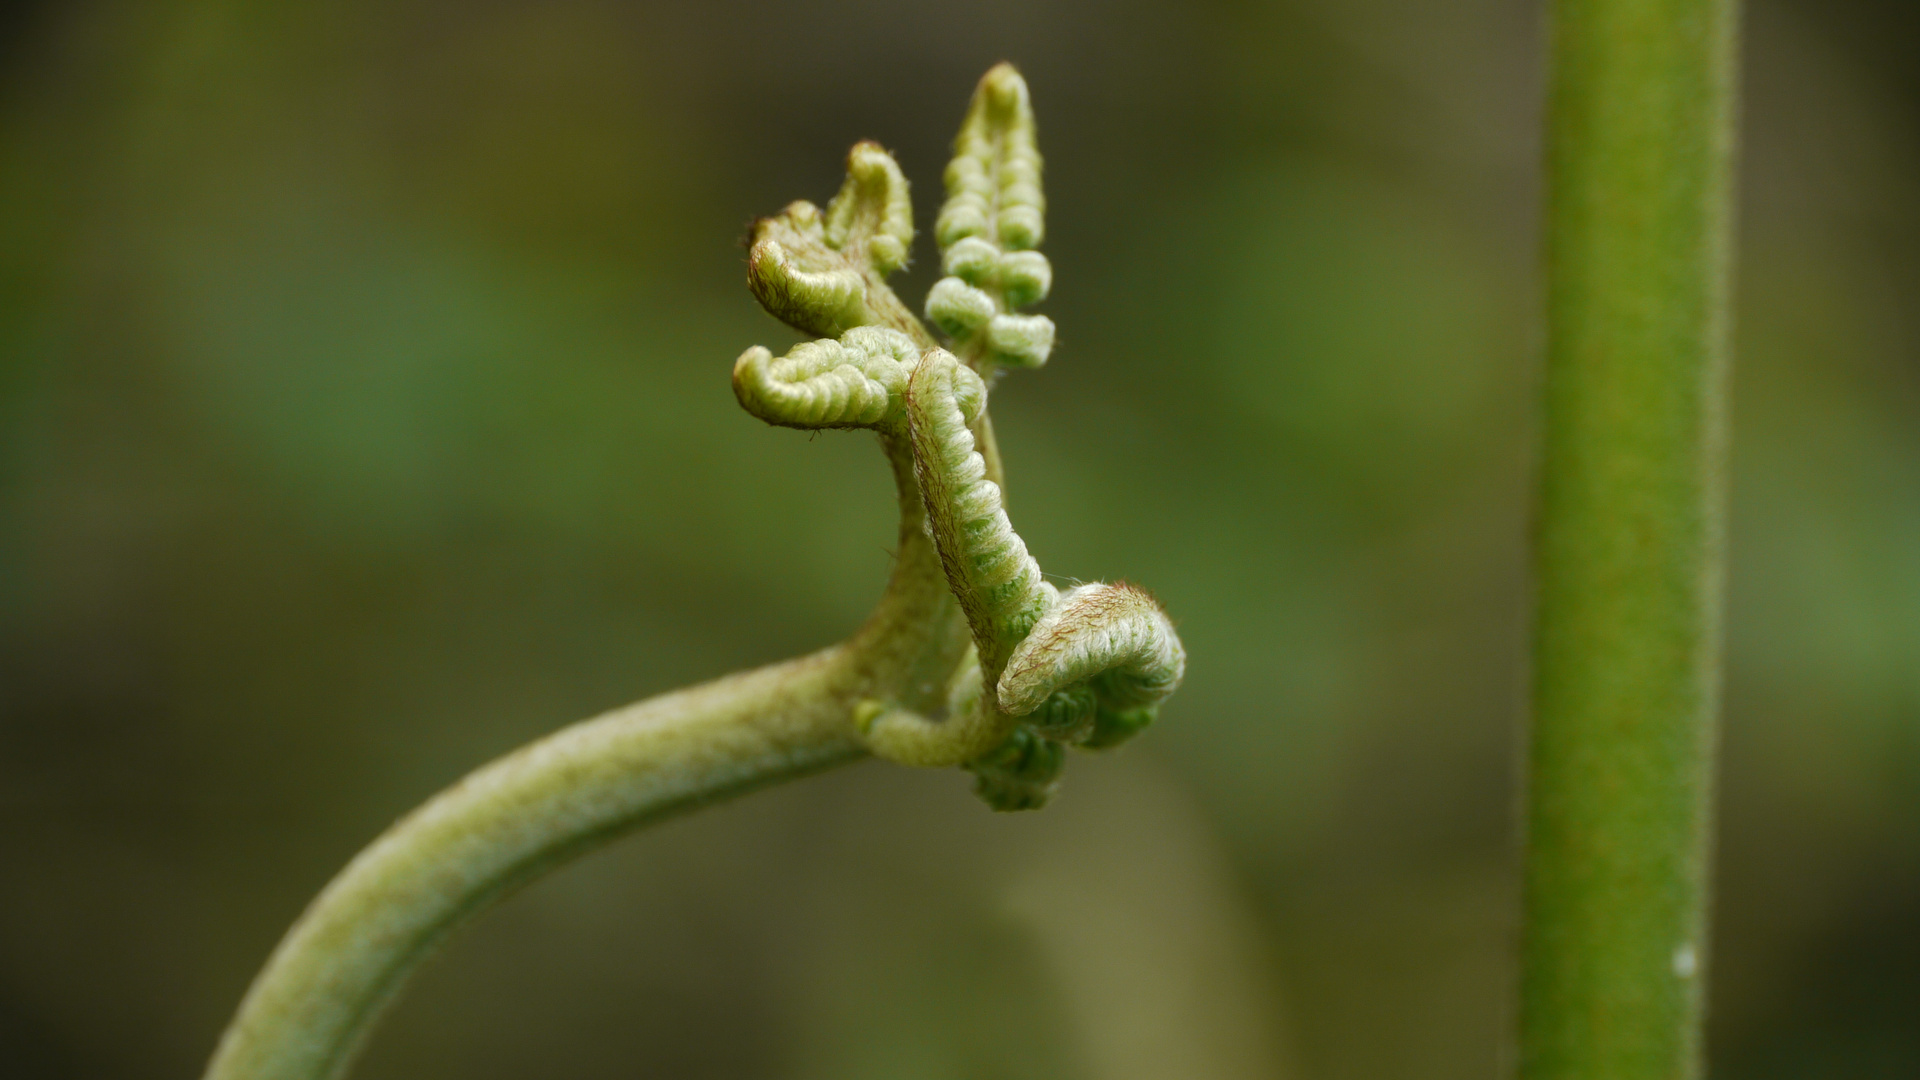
[205,431,973,1080]
[1523,1,1737,1078]
[206,656,862,1080]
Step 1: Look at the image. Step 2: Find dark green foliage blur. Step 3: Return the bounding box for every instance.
[2,1,1915,1077]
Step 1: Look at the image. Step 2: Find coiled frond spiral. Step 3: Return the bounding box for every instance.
[746,143,930,346]
[998,582,1187,750]
[733,65,1183,811]
[733,327,920,430]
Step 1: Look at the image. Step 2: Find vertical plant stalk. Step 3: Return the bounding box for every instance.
[1522,1,1738,1078]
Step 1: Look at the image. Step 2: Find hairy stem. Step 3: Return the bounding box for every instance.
[1521,1,1738,1078]
[205,433,970,1080]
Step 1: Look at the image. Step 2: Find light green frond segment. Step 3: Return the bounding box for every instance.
[733,326,920,430]
[928,64,1055,371]
[996,582,1187,717]
[905,350,1053,686]
[925,277,996,337]
[983,314,1054,369]
[937,235,1052,310]
[966,728,1065,811]
[824,141,915,275]
[937,63,1044,251]
[746,201,870,339]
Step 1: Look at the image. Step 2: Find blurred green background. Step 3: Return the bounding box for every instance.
[2,1,1915,1077]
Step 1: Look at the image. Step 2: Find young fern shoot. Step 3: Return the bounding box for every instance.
[738,64,1184,809]
[203,63,1183,1080]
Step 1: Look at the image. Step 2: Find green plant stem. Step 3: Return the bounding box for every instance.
[203,67,1174,1078]
[204,432,973,1080]
[1522,1,1738,1078]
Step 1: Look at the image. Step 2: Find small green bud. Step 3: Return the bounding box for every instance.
[997,205,1043,251]
[986,314,1055,368]
[851,699,890,734]
[997,250,1052,307]
[824,141,915,276]
[733,326,919,430]
[926,277,996,337]
[1029,684,1097,743]
[1081,705,1157,750]
[967,728,1064,811]
[942,236,1001,283]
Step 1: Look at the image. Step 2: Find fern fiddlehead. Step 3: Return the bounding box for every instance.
[733,326,920,430]
[746,141,932,346]
[864,346,1185,809]
[926,64,1056,374]
[739,65,1186,811]
[203,62,1186,1080]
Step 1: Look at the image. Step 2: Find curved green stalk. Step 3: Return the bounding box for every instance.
[205,64,1187,1079]
[205,427,970,1080]
[205,657,860,1080]
[1522,1,1739,1078]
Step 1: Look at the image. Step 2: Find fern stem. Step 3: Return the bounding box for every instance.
[204,432,969,1080]
[1521,1,1739,1078]
[205,656,862,1080]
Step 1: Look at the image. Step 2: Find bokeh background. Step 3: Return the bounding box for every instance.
[2,1,1916,1077]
